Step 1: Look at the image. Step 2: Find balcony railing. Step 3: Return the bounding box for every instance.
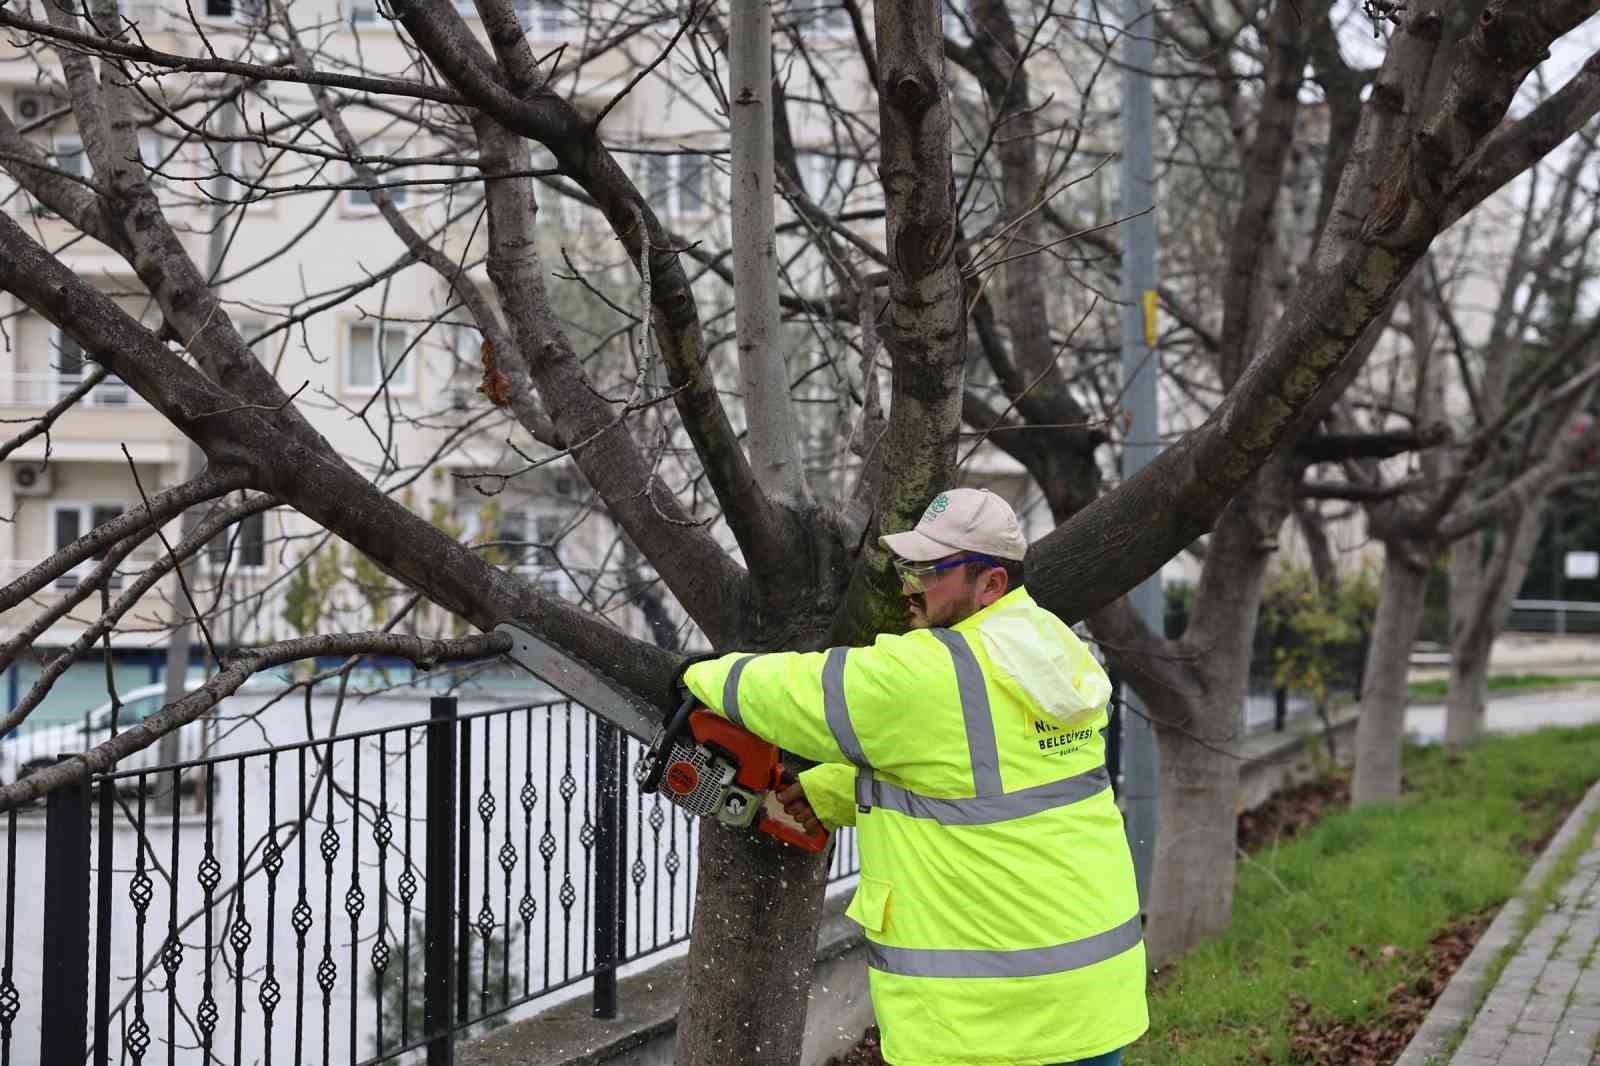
[0,373,146,409]
[0,560,153,592]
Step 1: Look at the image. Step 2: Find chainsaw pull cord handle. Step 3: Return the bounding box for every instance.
[639,694,697,795]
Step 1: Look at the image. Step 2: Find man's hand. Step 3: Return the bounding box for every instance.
[777,779,823,835]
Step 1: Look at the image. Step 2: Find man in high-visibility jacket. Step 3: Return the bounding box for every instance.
[680,488,1148,1066]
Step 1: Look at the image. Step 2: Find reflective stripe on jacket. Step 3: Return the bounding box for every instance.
[682,588,1149,1065]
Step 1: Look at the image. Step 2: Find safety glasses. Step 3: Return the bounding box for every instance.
[892,554,1002,593]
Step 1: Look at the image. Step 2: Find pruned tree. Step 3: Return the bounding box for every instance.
[1308,132,1600,796]
[2,0,1599,1060]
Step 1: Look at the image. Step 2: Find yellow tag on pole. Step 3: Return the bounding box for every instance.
[1142,290,1158,347]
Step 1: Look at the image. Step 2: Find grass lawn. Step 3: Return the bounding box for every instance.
[1129,724,1600,1064]
[1407,673,1600,702]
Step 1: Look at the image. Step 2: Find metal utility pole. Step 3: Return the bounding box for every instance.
[1118,0,1160,910]
[157,92,240,807]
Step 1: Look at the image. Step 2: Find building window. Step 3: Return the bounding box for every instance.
[51,328,130,405]
[494,509,563,570]
[235,318,281,366]
[207,509,267,571]
[117,0,159,26]
[801,152,860,212]
[52,503,126,589]
[204,0,264,22]
[791,0,850,35]
[347,142,409,209]
[453,0,564,35]
[350,0,378,22]
[641,153,708,218]
[347,321,415,393]
[135,132,168,190]
[51,136,89,181]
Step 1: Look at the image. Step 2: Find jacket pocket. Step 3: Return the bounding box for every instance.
[846,875,892,935]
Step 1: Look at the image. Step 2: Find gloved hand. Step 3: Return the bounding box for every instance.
[667,651,721,710]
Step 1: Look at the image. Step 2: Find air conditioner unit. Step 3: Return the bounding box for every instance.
[12,464,53,496]
[14,92,54,125]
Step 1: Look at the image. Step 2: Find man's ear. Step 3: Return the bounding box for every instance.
[982,566,1009,604]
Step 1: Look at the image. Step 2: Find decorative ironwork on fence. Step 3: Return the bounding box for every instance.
[0,695,860,1065]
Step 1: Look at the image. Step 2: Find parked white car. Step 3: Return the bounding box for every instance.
[0,680,205,786]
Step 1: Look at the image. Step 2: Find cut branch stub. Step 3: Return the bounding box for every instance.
[889,68,935,121]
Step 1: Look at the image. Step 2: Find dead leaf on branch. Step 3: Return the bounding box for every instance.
[478,335,514,408]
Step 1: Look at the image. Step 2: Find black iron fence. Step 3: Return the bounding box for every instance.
[0,696,860,1065]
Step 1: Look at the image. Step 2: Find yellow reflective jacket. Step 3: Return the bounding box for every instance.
[682,588,1148,1065]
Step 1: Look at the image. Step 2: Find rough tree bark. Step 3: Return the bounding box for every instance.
[1353,550,1431,803]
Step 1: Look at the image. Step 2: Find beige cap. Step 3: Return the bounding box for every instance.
[879,488,1028,562]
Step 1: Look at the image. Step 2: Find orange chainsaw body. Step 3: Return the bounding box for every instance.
[650,709,829,854]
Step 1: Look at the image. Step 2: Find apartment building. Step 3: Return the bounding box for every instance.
[0,0,1124,726]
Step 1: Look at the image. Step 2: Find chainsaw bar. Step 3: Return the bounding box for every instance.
[494,621,661,744]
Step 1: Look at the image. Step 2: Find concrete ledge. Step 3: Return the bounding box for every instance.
[456,892,867,1066]
[1394,777,1600,1066]
[1234,705,1360,812]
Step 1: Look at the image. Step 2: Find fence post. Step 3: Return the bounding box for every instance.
[424,697,457,1066]
[40,762,91,1065]
[92,775,115,1066]
[456,714,472,1025]
[1274,686,1287,732]
[592,717,620,1018]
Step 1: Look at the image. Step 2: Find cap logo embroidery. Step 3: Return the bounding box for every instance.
[921,494,950,524]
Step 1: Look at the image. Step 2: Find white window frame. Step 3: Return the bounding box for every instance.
[118,0,159,27]
[345,320,417,395]
[205,508,268,574]
[349,0,379,23]
[640,152,709,219]
[50,135,90,182]
[801,152,861,212]
[200,0,265,25]
[345,141,409,211]
[135,131,169,191]
[50,501,128,590]
[452,0,566,37]
[236,317,283,368]
[491,508,565,573]
[792,0,851,36]
[50,326,130,406]
[455,503,567,578]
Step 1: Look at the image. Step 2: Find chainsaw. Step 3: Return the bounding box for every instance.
[495,621,829,854]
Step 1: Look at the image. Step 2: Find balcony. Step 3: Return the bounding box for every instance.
[1,373,182,463]
[0,372,148,410]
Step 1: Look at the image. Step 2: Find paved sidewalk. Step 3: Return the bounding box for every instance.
[1398,779,1600,1066]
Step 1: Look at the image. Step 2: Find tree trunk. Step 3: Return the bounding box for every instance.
[1444,640,1491,753]
[1446,505,1543,751]
[1352,547,1430,805]
[1136,487,1281,963]
[1146,726,1241,965]
[1445,532,1489,752]
[673,825,832,1066]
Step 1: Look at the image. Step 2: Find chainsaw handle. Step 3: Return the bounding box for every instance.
[639,695,697,794]
[758,811,830,854]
